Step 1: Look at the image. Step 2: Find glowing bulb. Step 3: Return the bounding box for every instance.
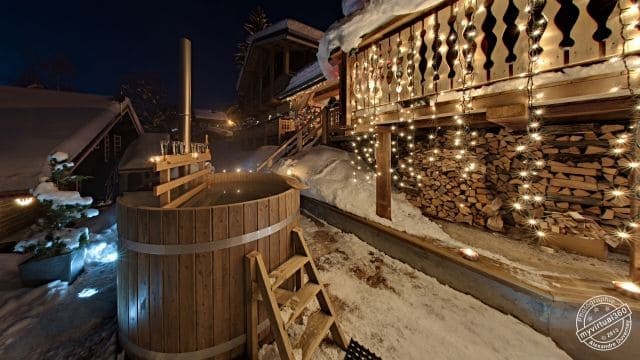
[536,230,546,238]
[14,197,34,207]
[527,218,538,225]
[513,202,523,210]
[516,145,526,152]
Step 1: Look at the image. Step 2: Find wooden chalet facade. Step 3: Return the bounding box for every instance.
[321,0,640,280]
[0,86,143,239]
[236,19,323,146]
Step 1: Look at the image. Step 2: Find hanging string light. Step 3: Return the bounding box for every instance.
[613,0,640,244]
[512,0,548,238]
[457,0,479,180]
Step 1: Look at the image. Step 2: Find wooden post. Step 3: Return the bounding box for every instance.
[376,126,392,220]
[632,123,640,282]
[296,130,303,153]
[321,107,329,145]
[339,52,349,128]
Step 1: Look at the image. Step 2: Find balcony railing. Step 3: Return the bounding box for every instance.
[346,0,640,126]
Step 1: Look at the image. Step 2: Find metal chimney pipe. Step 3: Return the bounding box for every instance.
[179,37,192,150]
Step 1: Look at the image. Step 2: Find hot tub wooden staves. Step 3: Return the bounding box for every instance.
[116,173,300,359]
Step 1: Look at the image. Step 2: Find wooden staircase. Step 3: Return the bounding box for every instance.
[256,120,322,172]
[245,228,349,360]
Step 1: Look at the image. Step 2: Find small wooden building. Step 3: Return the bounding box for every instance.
[0,86,143,239]
[236,19,323,147]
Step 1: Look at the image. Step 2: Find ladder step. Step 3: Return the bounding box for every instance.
[273,283,322,326]
[294,311,334,360]
[269,255,309,290]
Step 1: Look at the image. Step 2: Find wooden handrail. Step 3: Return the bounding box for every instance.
[257,120,322,171]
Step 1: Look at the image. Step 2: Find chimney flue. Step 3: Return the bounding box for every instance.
[179,38,192,149]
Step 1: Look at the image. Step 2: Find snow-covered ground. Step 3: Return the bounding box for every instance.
[273,146,628,290]
[0,226,119,360]
[260,216,570,360]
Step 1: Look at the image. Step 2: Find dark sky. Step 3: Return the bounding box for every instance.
[0,0,342,109]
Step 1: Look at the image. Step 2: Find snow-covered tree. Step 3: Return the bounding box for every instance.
[15,152,98,257]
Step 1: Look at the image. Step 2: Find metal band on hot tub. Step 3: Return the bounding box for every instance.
[120,211,299,255]
[119,319,270,359]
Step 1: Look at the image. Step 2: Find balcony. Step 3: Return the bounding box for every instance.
[346,0,640,129]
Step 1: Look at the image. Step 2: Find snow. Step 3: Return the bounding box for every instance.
[251,19,323,44]
[48,151,69,162]
[259,217,570,360]
[274,145,455,244]
[86,225,119,263]
[0,226,118,359]
[14,227,89,253]
[318,0,443,80]
[273,146,598,289]
[32,181,93,208]
[0,86,141,194]
[282,62,325,97]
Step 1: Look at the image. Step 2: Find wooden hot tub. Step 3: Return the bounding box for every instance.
[116,172,300,359]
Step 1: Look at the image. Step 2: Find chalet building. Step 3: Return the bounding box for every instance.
[236,19,323,146]
[318,1,640,280]
[0,86,143,239]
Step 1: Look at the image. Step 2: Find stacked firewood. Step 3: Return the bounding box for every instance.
[398,121,631,241]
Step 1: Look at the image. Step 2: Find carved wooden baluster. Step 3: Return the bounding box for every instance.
[395,35,405,99]
[586,0,617,56]
[432,20,443,90]
[445,8,459,88]
[353,60,361,110]
[377,41,385,102]
[386,37,394,103]
[407,28,416,96]
[462,5,478,76]
[502,0,520,76]
[527,0,548,61]
[554,0,579,64]
[419,26,429,85]
[481,0,498,81]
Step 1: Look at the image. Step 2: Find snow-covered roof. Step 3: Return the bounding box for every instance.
[194,109,227,122]
[278,61,326,99]
[237,19,323,91]
[118,133,169,172]
[0,86,143,195]
[318,0,444,80]
[250,19,323,44]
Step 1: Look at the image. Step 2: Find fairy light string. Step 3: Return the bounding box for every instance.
[613,0,640,242]
[512,0,548,238]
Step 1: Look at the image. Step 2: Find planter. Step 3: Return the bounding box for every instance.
[19,248,86,286]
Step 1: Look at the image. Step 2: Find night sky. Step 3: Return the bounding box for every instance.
[0,0,343,109]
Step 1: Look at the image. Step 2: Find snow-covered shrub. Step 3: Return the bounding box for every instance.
[15,152,99,258]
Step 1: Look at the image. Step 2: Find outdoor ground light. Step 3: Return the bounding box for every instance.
[14,196,34,207]
[459,248,479,261]
[612,281,640,300]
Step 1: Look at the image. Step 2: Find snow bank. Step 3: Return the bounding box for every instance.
[274,146,455,244]
[85,224,119,263]
[318,0,444,79]
[274,146,574,289]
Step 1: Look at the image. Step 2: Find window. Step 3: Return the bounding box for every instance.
[113,134,122,157]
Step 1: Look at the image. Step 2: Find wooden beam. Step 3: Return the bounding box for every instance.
[154,152,211,171]
[376,126,392,220]
[162,182,207,209]
[153,169,209,196]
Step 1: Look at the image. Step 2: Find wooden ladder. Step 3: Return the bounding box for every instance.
[245,227,349,360]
